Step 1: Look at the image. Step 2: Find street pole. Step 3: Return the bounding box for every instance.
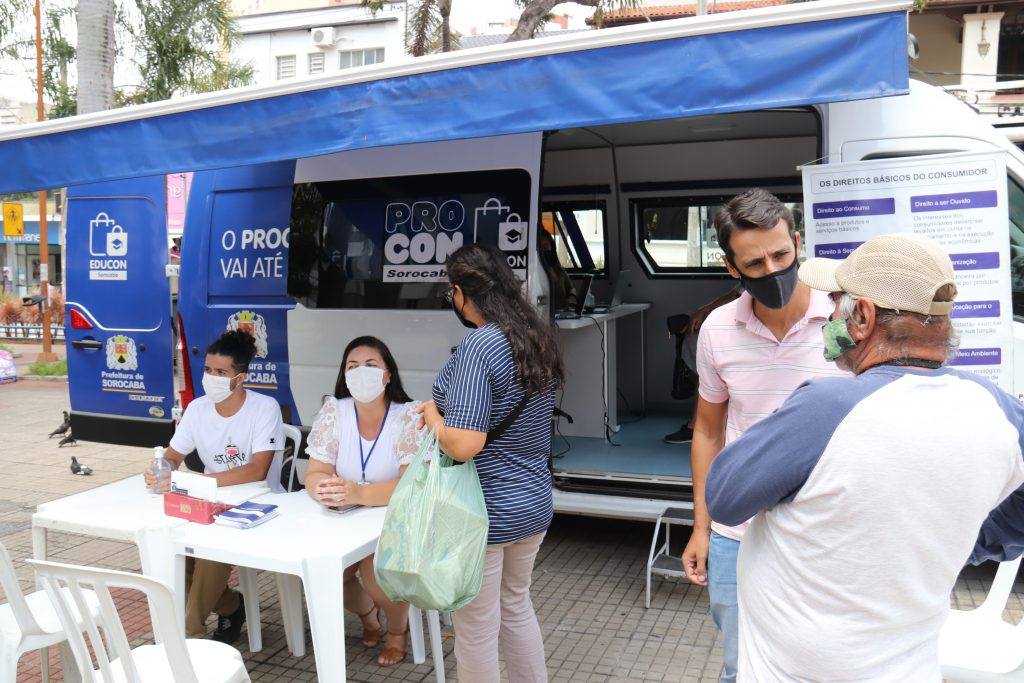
[35,0,57,363]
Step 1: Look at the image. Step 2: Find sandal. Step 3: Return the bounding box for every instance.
[377,629,407,667]
[357,607,385,648]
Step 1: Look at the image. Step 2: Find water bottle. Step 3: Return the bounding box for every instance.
[149,447,172,495]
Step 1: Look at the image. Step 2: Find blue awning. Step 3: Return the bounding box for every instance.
[0,8,908,195]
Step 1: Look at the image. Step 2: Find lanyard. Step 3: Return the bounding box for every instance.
[354,401,390,484]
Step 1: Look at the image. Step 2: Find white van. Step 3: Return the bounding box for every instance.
[3,0,1021,520]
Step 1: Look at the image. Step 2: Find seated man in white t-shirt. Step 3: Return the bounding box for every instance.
[143,329,284,644]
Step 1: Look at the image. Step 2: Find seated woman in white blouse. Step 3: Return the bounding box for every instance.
[304,335,425,667]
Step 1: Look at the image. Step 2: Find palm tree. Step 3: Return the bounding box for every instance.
[405,0,454,57]
[121,0,253,104]
[383,0,643,55]
[76,0,115,114]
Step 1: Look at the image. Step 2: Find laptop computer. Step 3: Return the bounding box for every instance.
[554,274,593,319]
[590,271,630,314]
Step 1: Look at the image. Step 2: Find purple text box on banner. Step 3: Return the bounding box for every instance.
[812,198,895,219]
[951,300,1001,319]
[950,252,1000,270]
[814,242,864,259]
[910,190,998,213]
[950,348,1002,366]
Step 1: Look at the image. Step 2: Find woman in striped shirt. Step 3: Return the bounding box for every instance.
[420,243,564,683]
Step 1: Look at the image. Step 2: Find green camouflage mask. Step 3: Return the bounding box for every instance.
[822,318,858,362]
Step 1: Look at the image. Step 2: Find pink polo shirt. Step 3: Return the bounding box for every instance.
[696,288,847,541]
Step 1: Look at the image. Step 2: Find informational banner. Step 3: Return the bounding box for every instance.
[802,151,1011,388]
[166,172,192,238]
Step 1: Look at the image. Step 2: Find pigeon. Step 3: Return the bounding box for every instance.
[49,411,71,438]
[58,433,78,449]
[69,456,91,474]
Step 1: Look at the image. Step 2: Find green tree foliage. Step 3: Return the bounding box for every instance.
[119,0,253,104]
[0,0,28,57]
[42,2,76,119]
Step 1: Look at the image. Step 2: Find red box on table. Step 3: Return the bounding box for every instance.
[164,492,232,524]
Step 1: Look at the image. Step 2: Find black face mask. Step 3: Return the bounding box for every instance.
[451,296,477,329]
[733,255,799,310]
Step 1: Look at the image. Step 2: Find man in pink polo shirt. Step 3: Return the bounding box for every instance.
[680,188,846,682]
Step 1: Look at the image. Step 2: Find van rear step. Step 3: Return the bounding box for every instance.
[554,477,693,502]
[647,506,696,608]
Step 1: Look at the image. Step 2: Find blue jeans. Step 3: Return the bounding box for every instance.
[708,531,739,683]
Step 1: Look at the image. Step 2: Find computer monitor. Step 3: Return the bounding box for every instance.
[567,275,593,316]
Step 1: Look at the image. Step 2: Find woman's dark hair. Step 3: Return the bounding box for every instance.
[333,336,412,403]
[206,330,258,374]
[447,243,565,394]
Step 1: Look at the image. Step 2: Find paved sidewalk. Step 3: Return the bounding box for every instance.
[0,379,1020,682]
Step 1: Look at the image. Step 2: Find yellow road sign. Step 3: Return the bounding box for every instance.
[2,203,24,237]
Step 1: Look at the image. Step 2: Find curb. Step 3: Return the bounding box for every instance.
[20,374,69,382]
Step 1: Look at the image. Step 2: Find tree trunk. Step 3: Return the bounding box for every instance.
[439,0,451,52]
[507,0,600,42]
[76,0,115,114]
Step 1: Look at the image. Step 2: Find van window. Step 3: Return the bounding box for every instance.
[630,195,806,276]
[541,200,607,274]
[287,169,532,309]
[1008,178,1024,319]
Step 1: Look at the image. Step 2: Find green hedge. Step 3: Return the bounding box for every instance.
[28,359,67,376]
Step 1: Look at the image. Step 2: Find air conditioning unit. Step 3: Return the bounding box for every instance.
[310,27,335,48]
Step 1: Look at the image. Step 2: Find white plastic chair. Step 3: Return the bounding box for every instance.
[940,556,1024,681]
[0,541,95,683]
[280,423,307,493]
[30,559,250,683]
[234,423,305,654]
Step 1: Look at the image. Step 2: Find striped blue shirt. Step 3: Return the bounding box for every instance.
[432,323,555,545]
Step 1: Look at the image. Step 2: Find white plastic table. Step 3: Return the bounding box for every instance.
[171,491,427,683]
[31,475,268,639]
[556,303,651,437]
[32,476,267,584]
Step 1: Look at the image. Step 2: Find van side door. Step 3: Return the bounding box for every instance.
[65,176,176,446]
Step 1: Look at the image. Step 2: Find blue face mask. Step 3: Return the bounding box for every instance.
[822,318,858,362]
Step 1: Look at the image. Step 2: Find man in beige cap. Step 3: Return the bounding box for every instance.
[705,232,1024,681]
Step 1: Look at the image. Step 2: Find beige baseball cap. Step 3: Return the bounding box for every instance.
[798,233,957,315]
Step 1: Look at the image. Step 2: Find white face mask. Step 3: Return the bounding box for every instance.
[202,372,239,404]
[346,366,386,403]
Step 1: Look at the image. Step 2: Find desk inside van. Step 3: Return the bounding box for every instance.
[555,303,649,438]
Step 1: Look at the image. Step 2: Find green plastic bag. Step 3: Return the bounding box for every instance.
[374,429,489,611]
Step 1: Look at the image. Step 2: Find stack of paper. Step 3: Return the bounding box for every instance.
[214,501,280,529]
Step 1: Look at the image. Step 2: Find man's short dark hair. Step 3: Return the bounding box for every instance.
[714,188,796,265]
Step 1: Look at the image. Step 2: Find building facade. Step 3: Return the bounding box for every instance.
[232,2,408,85]
[1,212,62,298]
